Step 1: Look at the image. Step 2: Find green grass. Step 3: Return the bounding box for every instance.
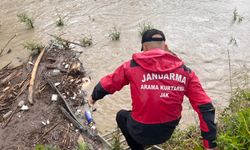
[217,88,250,149]
[108,26,120,41]
[17,13,34,29]
[56,16,64,27]
[139,22,153,36]
[77,141,89,150]
[111,129,123,150]
[79,35,93,47]
[160,88,250,150]
[233,9,244,24]
[161,125,203,150]
[35,144,60,150]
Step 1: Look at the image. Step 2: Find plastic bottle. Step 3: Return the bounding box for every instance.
[84,109,93,124]
[84,104,96,129]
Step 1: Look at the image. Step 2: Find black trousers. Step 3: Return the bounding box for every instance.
[116,110,145,150]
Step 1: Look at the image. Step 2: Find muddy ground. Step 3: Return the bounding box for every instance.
[0,41,103,150]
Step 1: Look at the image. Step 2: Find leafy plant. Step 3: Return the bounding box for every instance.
[217,108,250,150]
[139,22,153,36]
[23,41,44,56]
[56,16,64,27]
[77,141,89,150]
[79,35,93,47]
[217,89,250,149]
[35,144,60,150]
[233,9,244,24]
[161,125,203,150]
[160,89,250,150]
[111,130,122,150]
[17,13,34,29]
[108,26,120,41]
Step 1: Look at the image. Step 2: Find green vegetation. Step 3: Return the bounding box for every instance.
[56,16,64,27]
[77,141,89,150]
[17,13,34,29]
[161,88,250,150]
[79,35,93,47]
[217,88,250,149]
[233,9,244,24]
[35,144,60,150]
[161,125,203,150]
[139,22,153,36]
[108,26,120,41]
[35,141,90,150]
[23,41,44,56]
[111,129,122,150]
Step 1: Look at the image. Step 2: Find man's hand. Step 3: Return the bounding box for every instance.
[88,96,95,107]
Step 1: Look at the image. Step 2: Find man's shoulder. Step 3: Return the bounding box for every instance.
[178,64,192,73]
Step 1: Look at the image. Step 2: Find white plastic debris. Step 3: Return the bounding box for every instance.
[54,82,60,87]
[51,94,58,101]
[46,120,50,125]
[21,105,29,111]
[91,125,96,130]
[18,100,25,107]
[70,123,73,127]
[42,121,46,126]
[18,115,21,118]
[65,64,70,69]
[28,61,34,65]
[72,93,77,100]
[77,109,81,113]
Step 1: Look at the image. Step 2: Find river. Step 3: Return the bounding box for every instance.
[0,0,249,133]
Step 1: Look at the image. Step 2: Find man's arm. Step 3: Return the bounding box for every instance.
[90,62,129,104]
[185,71,217,149]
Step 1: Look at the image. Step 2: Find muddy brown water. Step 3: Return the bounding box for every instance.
[0,0,250,133]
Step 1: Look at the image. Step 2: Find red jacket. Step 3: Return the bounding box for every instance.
[92,48,217,148]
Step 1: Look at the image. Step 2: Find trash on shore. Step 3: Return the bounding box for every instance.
[0,40,104,150]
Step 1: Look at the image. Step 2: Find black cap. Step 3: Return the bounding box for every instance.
[141,29,166,51]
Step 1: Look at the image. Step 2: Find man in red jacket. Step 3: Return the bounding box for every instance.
[89,29,217,150]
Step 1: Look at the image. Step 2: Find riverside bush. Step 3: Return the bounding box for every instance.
[160,89,250,150]
[217,89,250,150]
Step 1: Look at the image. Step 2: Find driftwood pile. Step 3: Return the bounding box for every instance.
[0,40,103,150]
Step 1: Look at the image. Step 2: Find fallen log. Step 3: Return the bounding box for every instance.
[28,48,46,104]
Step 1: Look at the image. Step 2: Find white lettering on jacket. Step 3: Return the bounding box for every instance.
[140,84,184,91]
[141,73,186,84]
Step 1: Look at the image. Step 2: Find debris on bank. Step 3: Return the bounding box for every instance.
[0,39,103,150]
